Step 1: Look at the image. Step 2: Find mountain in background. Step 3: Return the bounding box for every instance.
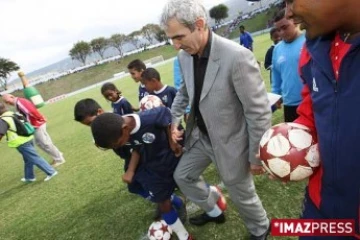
[10,0,278,85]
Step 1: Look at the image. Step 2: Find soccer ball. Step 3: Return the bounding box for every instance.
[139,95,163,112]
[147,220,173,240]
[259,122,320,182]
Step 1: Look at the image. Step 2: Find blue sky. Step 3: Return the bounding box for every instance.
[0,0,224,74]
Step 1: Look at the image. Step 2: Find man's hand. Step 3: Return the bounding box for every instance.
[122,170,135,184]
[171,123,184,143]
[170,141,183,157]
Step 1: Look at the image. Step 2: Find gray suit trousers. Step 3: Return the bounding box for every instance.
[174,128,269,236]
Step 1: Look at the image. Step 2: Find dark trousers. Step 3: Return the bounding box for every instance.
[284,105,299,122]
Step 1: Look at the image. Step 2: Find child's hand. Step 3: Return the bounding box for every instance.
[170,141,183,157]
[122,170,135,184]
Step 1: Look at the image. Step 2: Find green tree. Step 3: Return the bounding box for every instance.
[127,31,142,50]
[109,34,127,58]
[150,24,170,44]
[0,58,20,90]
[69,41,91,66]
[90,37,109,60]
[209,4,229,26]
[141,24,160,45]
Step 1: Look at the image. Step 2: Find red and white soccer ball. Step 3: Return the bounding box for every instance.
[147,220,173,240]
[259,123,320,182]
[139,95,164,112]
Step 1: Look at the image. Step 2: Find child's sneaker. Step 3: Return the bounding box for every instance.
[21,178,36,182]
[44,171,58,182]
[210,185,227,211]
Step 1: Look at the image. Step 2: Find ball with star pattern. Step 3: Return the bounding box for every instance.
[147,220,172,240]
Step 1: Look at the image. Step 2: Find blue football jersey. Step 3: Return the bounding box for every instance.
[126,107,179,173]
[139,84,149,102]
[111,97,133,116]
[153,85,177,109]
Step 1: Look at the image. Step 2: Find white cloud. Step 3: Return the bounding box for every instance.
[0,0,224,73]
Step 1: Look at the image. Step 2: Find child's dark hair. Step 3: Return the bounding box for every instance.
[101,82,122,95]
[74,98,102,122]
[274,9,286,22]
[127,59,146,72]
[91,113,124,148]
[270,27,278,38]
[141,68,161,82]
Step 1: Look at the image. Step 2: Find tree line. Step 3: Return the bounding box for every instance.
[69,23,169,66]
[1,4,228,91]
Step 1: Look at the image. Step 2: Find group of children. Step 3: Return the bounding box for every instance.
[73,59,195,240]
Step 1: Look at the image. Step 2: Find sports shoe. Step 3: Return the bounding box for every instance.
[189,212,225,226]
[210,185,227,211]
[52,160,65,167]
[250,225,271,240]
[21,178,36,182]
[44,171,58,182]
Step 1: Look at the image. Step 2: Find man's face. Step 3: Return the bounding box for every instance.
[2,95,15,105]
[129,69,143,82]
[165,18,204,55]
[286,0,344,39]
[274,17,299,43]
[240,27,245,33]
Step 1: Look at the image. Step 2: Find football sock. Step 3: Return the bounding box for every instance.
[163,209,189,240]
[207,204,222,217]
[171,194,183,209]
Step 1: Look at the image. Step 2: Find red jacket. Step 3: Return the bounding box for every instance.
[16,97,46,128]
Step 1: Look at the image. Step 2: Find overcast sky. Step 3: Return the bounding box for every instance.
[0,0,224,74]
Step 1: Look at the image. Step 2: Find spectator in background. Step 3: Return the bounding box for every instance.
[239,25,254,51]
[127,59,149,102]
[264,28,281,83]
[141,67,178,109]
[2,94,65,167]
[0,102,58,182]
[271,9,305,122]
[173,57,190,122]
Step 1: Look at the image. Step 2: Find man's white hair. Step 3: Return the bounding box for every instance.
[160,0,208,31]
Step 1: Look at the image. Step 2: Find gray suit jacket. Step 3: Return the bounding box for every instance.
[171,33,271,184]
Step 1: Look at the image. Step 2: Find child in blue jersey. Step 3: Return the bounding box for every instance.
[141,68,177,108]
[127,59,149,101]
[91,107,193,240]
[101,82,136,115]
[73,99,187,222]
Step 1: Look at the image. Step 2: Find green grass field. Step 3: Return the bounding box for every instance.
[0,34,305,240]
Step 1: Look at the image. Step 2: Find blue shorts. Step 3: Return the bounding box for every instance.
[135,168,176,203]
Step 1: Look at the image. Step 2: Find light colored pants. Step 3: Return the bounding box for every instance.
[174,131,269,236]
[34,124,64,162]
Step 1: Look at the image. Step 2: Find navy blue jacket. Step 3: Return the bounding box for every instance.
[297,33,360,235]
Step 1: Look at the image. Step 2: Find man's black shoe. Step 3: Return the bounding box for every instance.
[250,225,270,240]
[189,212,225,226]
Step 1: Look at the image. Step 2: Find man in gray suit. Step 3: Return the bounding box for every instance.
[160,0,272,239]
